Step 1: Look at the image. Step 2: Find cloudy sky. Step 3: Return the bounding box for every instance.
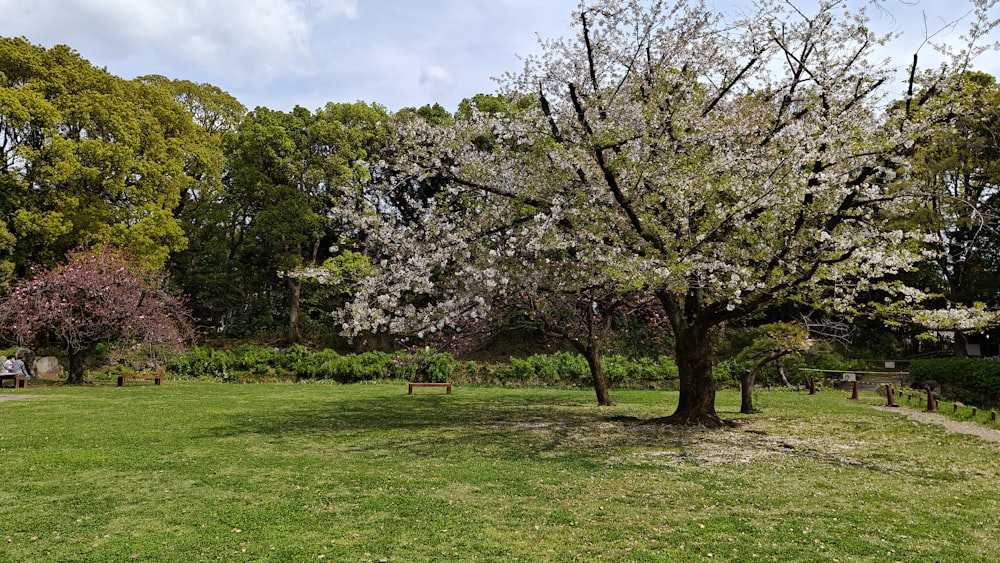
[0,0,996,114]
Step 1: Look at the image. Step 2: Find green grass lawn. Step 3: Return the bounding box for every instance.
[1,382,998,562]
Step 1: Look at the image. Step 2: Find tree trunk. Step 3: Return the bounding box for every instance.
[953,331,968,357]
[662,326,722,426]
[740,369,758,414]
[67,348,86,384]
[287,277,302,344]
[777,363,791,386]
[582,344,614,406]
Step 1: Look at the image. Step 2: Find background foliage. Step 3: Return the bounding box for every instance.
[911,357,1000,406]
[159,344,680,388]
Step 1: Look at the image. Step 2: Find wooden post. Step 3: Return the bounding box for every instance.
[972,407,978,417]
[992,410,996,422]
[925,388,937,412]
[886,384,899,407]
[850,380,859,400]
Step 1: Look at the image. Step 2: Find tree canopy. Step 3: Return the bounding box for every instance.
[0,38,196,274]
[336,0,1000,423]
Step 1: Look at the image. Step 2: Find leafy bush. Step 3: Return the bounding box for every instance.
[713,358,743,383]
[910,358,1000,406]
[166,346,231,379]
[801,343,867,372]
[604,355,679,385]
[490,352,677,387]
[164,345,680,389]
[493,353,588,384]
[389,349,458,382]
[90,363,140,382]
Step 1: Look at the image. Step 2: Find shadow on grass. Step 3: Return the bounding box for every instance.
[196,387,702,461]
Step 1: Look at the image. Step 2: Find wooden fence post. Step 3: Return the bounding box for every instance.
[886,384,899,407]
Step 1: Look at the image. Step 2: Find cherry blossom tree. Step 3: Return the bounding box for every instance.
[0,246,195,383]
[340,0,999,425]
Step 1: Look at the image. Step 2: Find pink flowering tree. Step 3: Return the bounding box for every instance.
[0,246,195,383]
[339,0,999,425]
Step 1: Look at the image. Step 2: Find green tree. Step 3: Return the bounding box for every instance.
[0,37,192,274]
[136,76,247,329]
[910,71,1000,353]
[732,322,812,414]
[221,102,390,341]
[0,219,14,288]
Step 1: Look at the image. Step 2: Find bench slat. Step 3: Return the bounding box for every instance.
[117,375,163,386]
[408,382,452,394]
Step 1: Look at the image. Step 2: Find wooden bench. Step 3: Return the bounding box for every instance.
[408,382,452,395]
[0,373,28,388]
[117,374,162,386]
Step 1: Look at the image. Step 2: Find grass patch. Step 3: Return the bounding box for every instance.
[2,383,999,561]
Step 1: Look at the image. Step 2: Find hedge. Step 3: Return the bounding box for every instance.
[163,345,679,388]
[910,358,1000,407]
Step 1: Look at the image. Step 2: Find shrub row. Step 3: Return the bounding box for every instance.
[910,358,1000,407]
[496,352,678,386]
[164,345,679,388]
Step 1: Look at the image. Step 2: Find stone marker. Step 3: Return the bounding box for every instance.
[35,356,60,379]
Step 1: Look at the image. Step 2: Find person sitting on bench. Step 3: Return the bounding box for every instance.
[9,356,30,379]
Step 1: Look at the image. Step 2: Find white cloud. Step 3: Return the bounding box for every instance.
[0,0,359,84]
[4,0,993,114]
[419,64,456,102]
[0,0,578,110]
[306,0,359,20]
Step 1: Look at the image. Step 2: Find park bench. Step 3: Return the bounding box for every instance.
[0,373,28,388]
[408,382,452,395]
[117,374,162,386]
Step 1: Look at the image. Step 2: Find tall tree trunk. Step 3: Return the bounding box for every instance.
[287,277,302,344]
[665,326,722,426]
[654,290,723,426]
[67,348,86,384]
[740,368,758,414]
[582,344,614,406]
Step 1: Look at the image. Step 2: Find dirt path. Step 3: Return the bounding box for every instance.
[874,405,1000,443]
[0,394,36,402]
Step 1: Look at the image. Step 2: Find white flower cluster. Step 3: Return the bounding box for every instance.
[328,0,999,342]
